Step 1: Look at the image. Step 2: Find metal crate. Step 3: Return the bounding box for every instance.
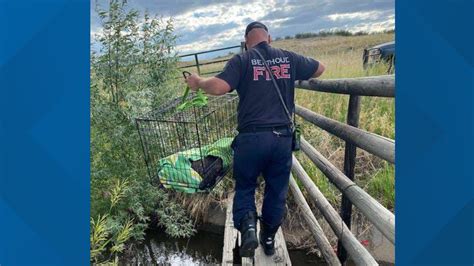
[136,93,238,192]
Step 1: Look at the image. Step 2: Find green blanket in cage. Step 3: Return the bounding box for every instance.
[157,137,233,193]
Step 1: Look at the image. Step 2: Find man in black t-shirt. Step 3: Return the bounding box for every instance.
[185,21,325,257]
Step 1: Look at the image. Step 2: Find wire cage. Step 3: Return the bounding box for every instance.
[136,93,239,193]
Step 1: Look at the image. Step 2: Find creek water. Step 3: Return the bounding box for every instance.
[121,227,326,265]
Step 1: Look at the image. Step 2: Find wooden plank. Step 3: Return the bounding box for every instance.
[296,104,395,163]
[295,75,395,97]
[289,174,341,266]
[238,212,291,265]
[239,235,254,266]
[292,156,378,266]
[254,224,292,266]
[338,94,361,263]
[301,137,395,244]
[222,193,238,266]
[223,193,292,265]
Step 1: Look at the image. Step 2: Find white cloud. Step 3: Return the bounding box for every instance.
[91,1,395,55]
[170,0,294,53]
[348,19,395,33]
[175,27,242,54]
[270,18,291,29]
[170,1,275,31]
[326,15,395,33]
[326,10,384,21]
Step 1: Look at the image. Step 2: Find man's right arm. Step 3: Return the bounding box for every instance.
[215,55,241,92]
[186,55,241,95]
[185,74,231,96]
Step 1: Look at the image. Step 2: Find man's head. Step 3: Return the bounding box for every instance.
[244,21,271,49]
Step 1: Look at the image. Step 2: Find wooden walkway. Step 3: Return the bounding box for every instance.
[222,193,292,265]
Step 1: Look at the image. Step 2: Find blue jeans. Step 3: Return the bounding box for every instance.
[231,128,292,230]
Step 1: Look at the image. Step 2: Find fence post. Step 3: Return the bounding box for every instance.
[240,41,246,53]
[337,95,361,264]
[194,54,201,74]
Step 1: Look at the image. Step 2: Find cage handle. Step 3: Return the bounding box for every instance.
[182,71,192,79]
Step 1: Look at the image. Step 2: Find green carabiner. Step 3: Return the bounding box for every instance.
[178,71,208,111]
[181,71,192,104]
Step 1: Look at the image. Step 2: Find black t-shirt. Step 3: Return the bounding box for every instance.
[216,41,319,131]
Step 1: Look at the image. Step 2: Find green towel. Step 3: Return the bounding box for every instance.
[157,137,233,193]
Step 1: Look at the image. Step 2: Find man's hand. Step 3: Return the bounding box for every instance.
[184,72,231,96]
[185,73,202,91]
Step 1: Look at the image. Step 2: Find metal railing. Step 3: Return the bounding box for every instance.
[178,43,245,76]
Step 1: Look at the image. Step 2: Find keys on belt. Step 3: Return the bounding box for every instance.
[237,125,291,138]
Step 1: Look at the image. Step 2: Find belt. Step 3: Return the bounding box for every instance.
[238,125,290,133]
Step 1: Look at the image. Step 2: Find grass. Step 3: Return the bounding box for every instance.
[181,33,395,211]
[282,33,395,210]
[366,162,395,209]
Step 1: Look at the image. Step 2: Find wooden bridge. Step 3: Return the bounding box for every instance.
[222,193,292,266]
[221,75,395,265]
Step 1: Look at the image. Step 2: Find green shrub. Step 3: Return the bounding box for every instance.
[90,0,194,263]
[293,29,372,39]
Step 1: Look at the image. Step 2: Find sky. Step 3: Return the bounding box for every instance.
[91,0,395,58]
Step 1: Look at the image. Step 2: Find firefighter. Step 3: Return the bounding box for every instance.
[185,21,325,257]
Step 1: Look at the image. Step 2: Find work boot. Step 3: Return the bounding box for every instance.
[239,211,258,257]
[259,221,278,256]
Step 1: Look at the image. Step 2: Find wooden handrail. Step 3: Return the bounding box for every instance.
[289,174,341,265]
[301,137,395,244]
[292,156,377,265]
[295,75,395,97]
[295,104,395,163]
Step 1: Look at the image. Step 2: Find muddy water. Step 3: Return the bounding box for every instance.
[121,227,326,265]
